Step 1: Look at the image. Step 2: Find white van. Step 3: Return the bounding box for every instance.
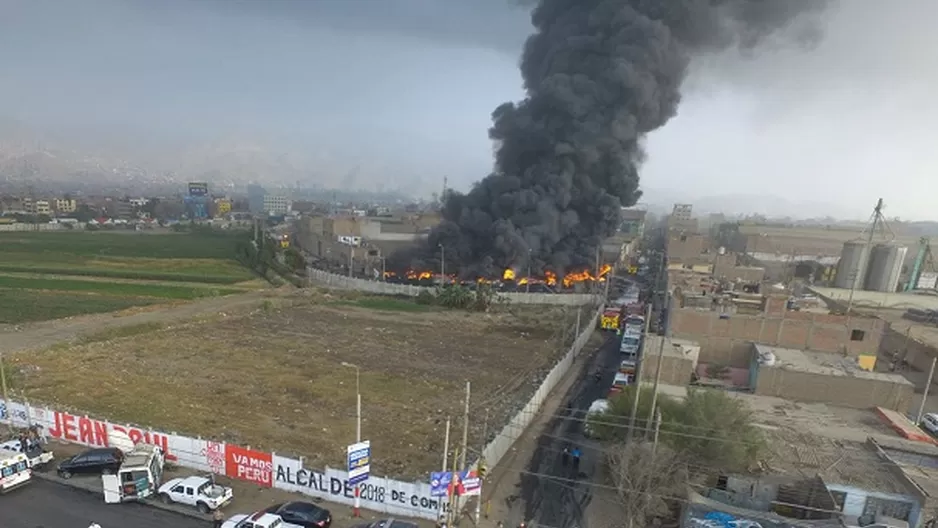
[0,450,31,493]
[103,443,165,504]
[583,399,610,438]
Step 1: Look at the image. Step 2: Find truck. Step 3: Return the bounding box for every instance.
[158,475,234,513]
[0,439,53,470]
[600,306,623,331]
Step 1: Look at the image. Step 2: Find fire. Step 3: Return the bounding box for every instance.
[503,269,516,281]
[562,270,593,288]
[405,269,433,280]
[545,270,558,286]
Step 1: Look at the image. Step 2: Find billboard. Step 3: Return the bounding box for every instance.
[918,272,938,290]
[184,195,209,219]
[188,182,209,197]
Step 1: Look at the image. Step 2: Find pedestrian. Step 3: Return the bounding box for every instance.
[571,446,581,471]
[212,508,225,528]
[561,446,569,467]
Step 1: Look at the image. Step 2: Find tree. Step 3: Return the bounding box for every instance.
[589,386,679,442]
[606,442,687,528]
[663,388,765,472]
[594,388,765,473]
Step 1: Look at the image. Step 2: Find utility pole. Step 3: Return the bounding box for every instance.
[651,408,662,456]
[646,292,671,438]
[440,418,451,524]
[594,245,601,293]
[348,248,354,278]
[526,249,532,293]
[341,362,362,517]
[475,408,489,524]
[916,357,937,425]
[456,381,470,522]
[0,352,10,432]
[626,304,654,443]
[439,244,446,284]
[447,447,460,528]
[847,198,883,315]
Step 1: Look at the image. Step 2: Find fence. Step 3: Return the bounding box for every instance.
[480,303,603,468]
[306,267,598,306]
[0,305,604,520]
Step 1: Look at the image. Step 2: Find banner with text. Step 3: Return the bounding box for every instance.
[225,444,272,487]
[273,454,446,520]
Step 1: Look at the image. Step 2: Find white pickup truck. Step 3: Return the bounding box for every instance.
[0,439,54,469]
[158,475,233,513]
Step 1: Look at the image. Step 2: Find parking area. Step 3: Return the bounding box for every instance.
[25,441,435,528]
[9,478,207,528]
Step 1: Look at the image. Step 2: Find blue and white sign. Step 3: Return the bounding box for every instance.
[347,441,371,486]
[429,471,452,497]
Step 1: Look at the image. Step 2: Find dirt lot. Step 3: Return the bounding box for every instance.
[8,290,589,479]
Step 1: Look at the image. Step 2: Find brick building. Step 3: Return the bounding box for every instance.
[670,295,886,367]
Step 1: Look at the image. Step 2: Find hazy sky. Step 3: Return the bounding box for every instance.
[1,0,936,220]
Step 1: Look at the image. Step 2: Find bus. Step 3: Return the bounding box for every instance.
[0,450,32,493]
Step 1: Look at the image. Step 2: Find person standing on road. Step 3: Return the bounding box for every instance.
[571,446,581,472]
[561,445,570,467]
[212,508,225,528]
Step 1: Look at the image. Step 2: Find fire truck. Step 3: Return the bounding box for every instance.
[600,306,623,331]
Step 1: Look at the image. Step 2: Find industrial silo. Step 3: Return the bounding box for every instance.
[865,242,908,292]
[833,240,870,289]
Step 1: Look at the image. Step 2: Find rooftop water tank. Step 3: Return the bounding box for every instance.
[833,240,870,289]
[865,242,908,292]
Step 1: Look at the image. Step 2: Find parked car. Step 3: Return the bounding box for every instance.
[158,475,233,513]
[223,511,286,528]
[352,519,419,528]
[56,447,123,479]
[264,501,332,528]
[922,413,938,435]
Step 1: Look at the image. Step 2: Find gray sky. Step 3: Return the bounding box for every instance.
[1,0,936,220]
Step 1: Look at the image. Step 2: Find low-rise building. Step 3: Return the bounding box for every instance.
[53,198,77,213]
[749,344,914,412]
[639,336,700,386]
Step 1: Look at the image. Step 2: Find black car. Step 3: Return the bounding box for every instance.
[264,501,332,528]
[353,519,419,528]
[57,447,124,479]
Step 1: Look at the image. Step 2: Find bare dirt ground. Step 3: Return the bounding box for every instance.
[7,289,588,479]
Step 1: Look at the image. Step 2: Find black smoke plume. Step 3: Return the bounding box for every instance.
[392,0,830,278]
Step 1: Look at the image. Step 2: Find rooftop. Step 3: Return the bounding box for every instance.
[810,286,938,312]
[643,335,700,359]
[754,344,914,384]
[646,383,920,494]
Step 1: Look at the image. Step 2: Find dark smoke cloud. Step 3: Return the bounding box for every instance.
[393,0,830,277]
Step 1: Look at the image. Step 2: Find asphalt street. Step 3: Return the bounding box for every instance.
[522,332,620,528]
[7,478,208,528]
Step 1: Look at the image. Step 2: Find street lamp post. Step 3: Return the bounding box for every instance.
[439,244,445,284]
[526,248,532,293]
[341,362,362,517]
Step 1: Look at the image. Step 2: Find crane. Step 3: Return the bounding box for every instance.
[905,237,934,291]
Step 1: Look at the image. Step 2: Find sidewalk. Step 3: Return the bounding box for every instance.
[475,334,607,528]
[35,441,434,528]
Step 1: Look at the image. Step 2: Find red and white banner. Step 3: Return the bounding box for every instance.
[225,444,272,487]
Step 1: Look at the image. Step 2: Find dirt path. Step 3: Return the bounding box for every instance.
[0,287,290,354]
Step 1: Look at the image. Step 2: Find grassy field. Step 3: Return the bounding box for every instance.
[0,289,161,325]
[8,292,596,478]
[0,231,257,324]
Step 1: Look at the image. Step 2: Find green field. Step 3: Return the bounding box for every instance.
[0,289,160,325]
[0,232,254,283]
[0,231,256,323]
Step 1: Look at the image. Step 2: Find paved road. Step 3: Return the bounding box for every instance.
[522,333,620,528]
[7,478,208,528]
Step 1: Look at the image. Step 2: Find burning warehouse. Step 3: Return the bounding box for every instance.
[382,264,612,293]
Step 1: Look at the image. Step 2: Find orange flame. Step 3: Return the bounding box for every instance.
[545,270,558,286]
[562,270,593,288]
[503,269,516,281]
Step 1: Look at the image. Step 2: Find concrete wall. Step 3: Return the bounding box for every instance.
[752,367,913,412]
[306,268,598,306]
[671,302,886,367]
[667,231,707,262]
[641,354,695,386]
[0,222,67,232]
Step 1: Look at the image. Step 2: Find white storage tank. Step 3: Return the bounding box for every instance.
[864,242,908,292]
[833,240,870,289]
